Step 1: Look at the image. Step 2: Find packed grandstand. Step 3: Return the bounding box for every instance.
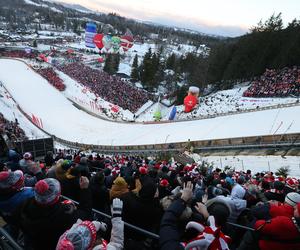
[0,150,300,250]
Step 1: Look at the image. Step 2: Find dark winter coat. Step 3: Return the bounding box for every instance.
[44,153,55,167]
[0,187,34,223]
[12,189,92,250]
[159,198,187,250]
[75,163,90,178]
[60,176,81,201]
[89,179,110,212]
[120,191,163,241]
[264,190,285,203]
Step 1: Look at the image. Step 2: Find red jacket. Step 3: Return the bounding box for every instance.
[269,203,294,218]
[255,216,300,250]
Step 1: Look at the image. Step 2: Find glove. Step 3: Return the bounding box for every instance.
[111,198,123,217]
[92,221,107,232]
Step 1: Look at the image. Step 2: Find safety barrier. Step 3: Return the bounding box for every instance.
[61,195,255,242]
[61,195,160,240]
[0,227,23,250]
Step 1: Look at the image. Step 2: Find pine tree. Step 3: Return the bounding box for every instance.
[104,54,120,75]
[166,53,176,70]
[103,54,112,74]
[131,54,139,81]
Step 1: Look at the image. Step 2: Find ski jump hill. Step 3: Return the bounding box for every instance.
[1,58,300,151]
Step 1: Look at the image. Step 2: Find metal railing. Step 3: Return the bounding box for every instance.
[61,195,160,240]
[0,227,23,250]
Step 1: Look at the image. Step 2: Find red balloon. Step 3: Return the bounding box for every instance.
[184,95,198,113]
[93,34,104,49]
[120,35,134,51]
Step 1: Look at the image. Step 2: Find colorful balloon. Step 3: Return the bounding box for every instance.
[169,106,177,120]
[85,22,97,48]
[102,35,112,50]
[120,35,134,51]
[111,36,121,53]
[184,95,198,113]
[93,34,104,49]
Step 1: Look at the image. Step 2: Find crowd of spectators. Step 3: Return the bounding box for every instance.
[0,50,36,59]
[0,113,27,141]
[58,62,154,112]
[1,149,300,250]
[244,66,300,98]
[36,67,66,91]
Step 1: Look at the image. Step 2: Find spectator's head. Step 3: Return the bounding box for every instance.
[139,166,148,175]
[80,157,88,165]
[273,181,284,191]
[23,152,32,160]
[139,180,157,201]
[160,179,169,187]
[206,198,231,227]
[285,192,300,207]
[0,170,24,193]
[286,178,298,191]
[237,176,246,185]
[56,220,97,250]
[225,177,234,186]
[35,178,61,206]
[91,171,105,185]
[112,176,128,190]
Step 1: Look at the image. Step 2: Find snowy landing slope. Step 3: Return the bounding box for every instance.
[0,58,299,146]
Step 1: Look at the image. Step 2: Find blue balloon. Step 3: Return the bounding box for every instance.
[169,106,177,120]
[85,22,97,48]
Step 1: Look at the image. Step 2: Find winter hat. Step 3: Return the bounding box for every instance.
[276,176,285,183]
[139,167,148,175]
[160,179,169,187]
[285,192,300,207]
[61,160,73,171]
[74,155,81,164]
[111,167,120,176]
[35,178,61,205]
[113,176,127,187]
[286,178,299,190]
[0,170,24,191]
[225,177,234,186]
[56,220,97,250]
[23,152,32,160]
[80,157,88,165]
[182,216,231,250]
[206,198,232,227]
[161,165,169,173]
[237,176,246,185]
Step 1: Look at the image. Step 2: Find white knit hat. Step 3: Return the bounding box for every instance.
[285,192,300,207]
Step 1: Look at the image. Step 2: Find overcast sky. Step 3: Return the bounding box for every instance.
[56,0,300,37]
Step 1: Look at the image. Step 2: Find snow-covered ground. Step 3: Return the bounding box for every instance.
[202,155,300,178]
[137,85,299,122]
[1,58,300,147]
[0,82,47,139]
